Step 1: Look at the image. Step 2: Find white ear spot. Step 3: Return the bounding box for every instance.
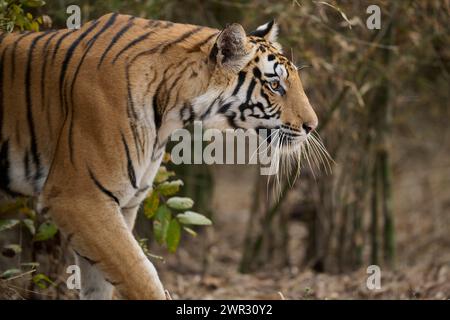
[250,20,279,43]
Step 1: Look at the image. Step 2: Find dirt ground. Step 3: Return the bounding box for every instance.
[1,223,449,300]
[161,264,450,300]
[157,237,450,300]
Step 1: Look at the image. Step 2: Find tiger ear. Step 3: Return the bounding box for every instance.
[249,20,279,43]
[210,23,250,72]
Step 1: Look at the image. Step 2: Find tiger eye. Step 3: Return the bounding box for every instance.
[270,81,280,90]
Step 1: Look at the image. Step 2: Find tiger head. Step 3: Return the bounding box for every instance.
[196,21,318,150]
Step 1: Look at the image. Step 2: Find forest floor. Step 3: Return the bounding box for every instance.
[162,264,450,300]
[0,232,449,300]
[157,235,450,300]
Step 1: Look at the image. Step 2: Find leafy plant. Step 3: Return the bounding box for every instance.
[0,0,46,32]
[0,198,57,291]
[142,153,212,253]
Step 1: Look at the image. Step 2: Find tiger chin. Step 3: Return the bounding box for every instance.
[0,13,318,299]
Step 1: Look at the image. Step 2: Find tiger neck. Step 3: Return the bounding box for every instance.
[151,41,219,144]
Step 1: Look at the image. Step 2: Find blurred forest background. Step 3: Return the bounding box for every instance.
[0,0,449,299]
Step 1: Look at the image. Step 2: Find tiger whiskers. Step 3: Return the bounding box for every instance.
[250,129,279,162]
[268,129,334,201]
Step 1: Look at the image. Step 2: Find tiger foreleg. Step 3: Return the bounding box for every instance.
[40,193,166,300]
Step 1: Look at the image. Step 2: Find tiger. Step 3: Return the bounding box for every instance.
[0,13,318,299]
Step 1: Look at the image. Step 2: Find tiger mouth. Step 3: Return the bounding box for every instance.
[280,124,306,144]
[254,126,306,151]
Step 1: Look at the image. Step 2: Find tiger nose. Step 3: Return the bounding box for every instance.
[302,121,317,134]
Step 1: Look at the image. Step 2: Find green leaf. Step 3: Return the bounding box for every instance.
[22,219,35,235]
[34,221,58,242]
[20,206,36,219]
[32,273,53,289]
[30,20,39,32]
[20,262,40,268]
[23,0,46,8]
[162,152,171,164]
[143,191,159,219]
[167,197,194,210]
[183,226,198,237]
[157,179,184,196]
[177,211,212,226]
[154,166,175,184]
[153,205,171,245]
[146,252,165,261]
[0,268,21,279]
[0,219,20,232]
[166,219,181,253]
[137,238,149,254]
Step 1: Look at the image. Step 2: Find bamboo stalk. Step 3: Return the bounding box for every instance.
[370,156,380,266]
[381,150,395,267]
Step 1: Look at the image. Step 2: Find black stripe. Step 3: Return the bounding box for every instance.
[127,25,187,65]
[10,32,33,82]
[152,72,169,130]
[253,67,262,80]
[67,14,118,165]
[125,70,143,163]
[104,278,121,286]
[122,203,140,211]
[187,31,219,53]
[153,90,162,129]
[151,142,166,162]
[218,102,232,114]
[150,64,174,130]
[259,87,271,105]
[201,97,219,120]
[273,61,279,72]
[86,13,118,47]
[147,20,173,29]
[233,71,247,95]
[160,26,203,54]
[40,31,60,111]
[121,132,137,189]
[97,16,135,69]
[88,167,120,205]
[0,140,11,193]
[246,79,257,101]
[25,32,50,186]
[59,21,100,116]
[164,61,194,107]
[24,149,30,180]
[209,43,218,62]
[74,250,99,265]
[147,20,160,28]
[51,29,76,65]
[136,185,150,195]
[112,30,155,64]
